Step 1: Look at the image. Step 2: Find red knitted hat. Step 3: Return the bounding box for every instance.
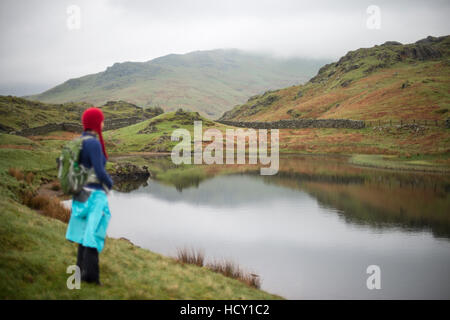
[81,107,108,159]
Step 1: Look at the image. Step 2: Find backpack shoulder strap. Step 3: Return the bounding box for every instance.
[78,135,95,148]
[76,135,95,162]
[80,135,95,141]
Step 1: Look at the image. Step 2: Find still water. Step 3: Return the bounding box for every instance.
[107,156,450,299]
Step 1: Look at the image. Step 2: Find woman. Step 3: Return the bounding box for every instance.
[65,107,113,285]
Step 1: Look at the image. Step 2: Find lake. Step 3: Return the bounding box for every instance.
[106,155,450,299]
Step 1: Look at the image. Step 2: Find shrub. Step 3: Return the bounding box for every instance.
[20,189,35,206]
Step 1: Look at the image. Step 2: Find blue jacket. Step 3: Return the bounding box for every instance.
[66,131,113,252]
[79,131,113,191]
[66,189,111,252]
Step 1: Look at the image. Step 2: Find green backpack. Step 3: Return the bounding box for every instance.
[57,136,96,195]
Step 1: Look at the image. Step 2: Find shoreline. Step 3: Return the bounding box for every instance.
[109,151,450,174]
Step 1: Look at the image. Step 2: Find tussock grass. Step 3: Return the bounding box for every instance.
[44,197,71,223]
[26,194,71,223]
[8,167,24,180]
[175,247,261,289]
[207,259,261,289]
[176,247,205,267]
[8,168,35,184]
[50,181,61,191]
[25,172,34,184]
[27,194,49,210]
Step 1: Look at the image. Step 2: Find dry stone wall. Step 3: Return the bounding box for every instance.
[12,116,146,136]
[218,119,366,129]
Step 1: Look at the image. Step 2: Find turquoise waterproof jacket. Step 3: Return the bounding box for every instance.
[66,189,111,252]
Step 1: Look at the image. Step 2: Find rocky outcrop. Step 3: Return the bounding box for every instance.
[399,44,442,61]
[218,119,365,129]
[111,163,150,181]
[110,163,151,192]
[309,35,448,85]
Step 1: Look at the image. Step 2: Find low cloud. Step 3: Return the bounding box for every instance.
[0,0,449,95]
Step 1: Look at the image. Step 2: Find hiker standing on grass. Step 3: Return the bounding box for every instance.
[65,107,113,285]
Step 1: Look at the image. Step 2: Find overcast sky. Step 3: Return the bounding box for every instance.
[0,0,449,96]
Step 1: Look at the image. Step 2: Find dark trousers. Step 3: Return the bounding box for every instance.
[76,244,100,284]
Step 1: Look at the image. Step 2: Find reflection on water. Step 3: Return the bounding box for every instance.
[107,155,450,299]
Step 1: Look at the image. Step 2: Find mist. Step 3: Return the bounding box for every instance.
[0,0,449,95]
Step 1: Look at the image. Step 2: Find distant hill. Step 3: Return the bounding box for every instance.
[26,49,328,118]
[220,35,450,121]
[0,96,161,132]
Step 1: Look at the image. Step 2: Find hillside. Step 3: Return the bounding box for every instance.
[104,109,226,154]
[0,96,162,133]
[220,35,450,122]
[26,49,328,118]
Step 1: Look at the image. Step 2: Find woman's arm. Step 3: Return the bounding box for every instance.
[86,139,113,190]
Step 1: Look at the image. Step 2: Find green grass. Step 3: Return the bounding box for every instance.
[99,100,163,119]
[349,154,450,172]
[105,110,226,154]
[0,133,37,146]
[0,136,59,200]
[277,125,450,160]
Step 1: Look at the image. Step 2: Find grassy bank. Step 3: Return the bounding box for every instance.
[349,154,450,172]
[0,194,280,299]
[278,126,449,157]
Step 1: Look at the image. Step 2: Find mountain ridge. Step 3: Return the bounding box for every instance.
[26,49,328,118]
[219,35,450,122]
